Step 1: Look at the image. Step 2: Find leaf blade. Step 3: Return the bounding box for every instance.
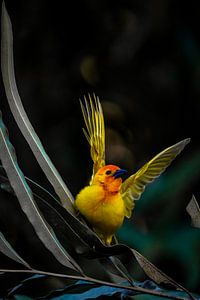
[0,231,30,268]
[131,249,195,300]
[0,111,82,274]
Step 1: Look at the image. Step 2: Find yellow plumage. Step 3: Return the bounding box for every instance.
[76,181,124,245]
[75,94,190,245]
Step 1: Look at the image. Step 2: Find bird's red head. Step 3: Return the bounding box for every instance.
[93,165,127,192]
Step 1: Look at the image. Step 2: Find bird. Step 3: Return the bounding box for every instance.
[75,94,190,245]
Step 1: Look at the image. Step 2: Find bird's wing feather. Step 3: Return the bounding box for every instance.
[80,94,105,184]
[121,138,190,218]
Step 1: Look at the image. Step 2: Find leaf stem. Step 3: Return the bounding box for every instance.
[0,268,195,300]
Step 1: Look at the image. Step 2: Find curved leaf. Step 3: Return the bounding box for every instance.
[0,232,30,268]
[131,249,195,300]
[0,111,82,274]
[1,2,74,214]
[0,164,59,203]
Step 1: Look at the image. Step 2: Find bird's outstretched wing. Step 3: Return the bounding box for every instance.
[80,94,105,184]
[121,138,190,218]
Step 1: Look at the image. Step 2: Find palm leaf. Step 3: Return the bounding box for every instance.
[1,2,74,213]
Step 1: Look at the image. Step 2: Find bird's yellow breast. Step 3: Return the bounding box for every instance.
[75,184,125,236]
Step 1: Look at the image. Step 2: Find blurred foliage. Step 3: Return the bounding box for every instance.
[0,0,200,297]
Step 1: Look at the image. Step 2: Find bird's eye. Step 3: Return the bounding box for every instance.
[105,170,112,175]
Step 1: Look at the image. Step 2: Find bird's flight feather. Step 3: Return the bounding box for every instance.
[80,94,105,184]
[121,138,190,218]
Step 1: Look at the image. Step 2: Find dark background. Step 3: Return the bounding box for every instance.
[0,0,200,296]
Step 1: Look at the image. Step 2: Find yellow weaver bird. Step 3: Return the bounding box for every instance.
[75,95,190,245]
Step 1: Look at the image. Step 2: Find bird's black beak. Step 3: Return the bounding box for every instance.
[113,169,127,179]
